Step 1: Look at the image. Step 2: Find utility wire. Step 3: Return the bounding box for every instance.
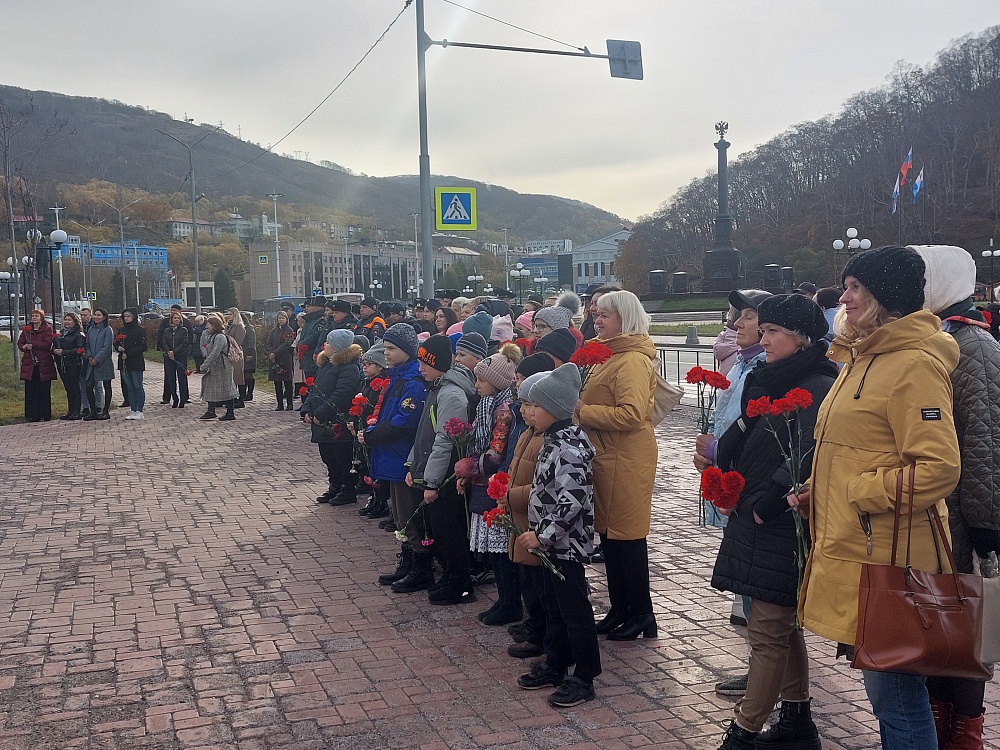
[439,0,585,52]
[201,1,413,182]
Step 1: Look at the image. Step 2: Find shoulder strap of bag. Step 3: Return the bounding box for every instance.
[890,468,904,566]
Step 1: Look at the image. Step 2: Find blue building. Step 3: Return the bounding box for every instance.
[64,236,169,298]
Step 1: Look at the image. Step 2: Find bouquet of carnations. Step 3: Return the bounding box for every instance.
[483,472,565,581]
[570,341,615,391]
[685,366,731,433]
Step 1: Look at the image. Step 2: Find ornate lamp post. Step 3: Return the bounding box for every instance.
[833,227,871,281]
[467,271,483,295]
[509,262,530,302]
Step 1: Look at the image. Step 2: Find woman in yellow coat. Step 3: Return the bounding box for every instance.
[795,246,961,750]
[575,290,658,641]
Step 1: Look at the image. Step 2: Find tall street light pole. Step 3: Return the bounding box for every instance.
[415,0,434,299]
[266,192,283,296]
[98,196,144,309]
[158,127,215,313]
[500,227,510,268]
[49,206,67,314]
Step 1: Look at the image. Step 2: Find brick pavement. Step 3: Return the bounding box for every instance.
[0,367,997,750]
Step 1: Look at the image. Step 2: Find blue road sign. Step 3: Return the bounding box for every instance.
[435,187,477,231]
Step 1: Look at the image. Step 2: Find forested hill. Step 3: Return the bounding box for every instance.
[617,25,1000,291]
[0,85,623,245]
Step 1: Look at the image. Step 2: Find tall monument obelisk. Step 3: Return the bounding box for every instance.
[703,122,741,292]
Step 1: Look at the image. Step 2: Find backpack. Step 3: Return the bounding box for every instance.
[226,335,244,364]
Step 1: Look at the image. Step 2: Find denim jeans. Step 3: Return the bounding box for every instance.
[862,670,938,749]
[123,370,145,412]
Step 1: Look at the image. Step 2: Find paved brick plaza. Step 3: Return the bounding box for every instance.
[0,370,997,749]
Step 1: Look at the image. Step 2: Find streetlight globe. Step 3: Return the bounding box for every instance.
[509,269,517,277]
[984,250,993,258]
[848,239,861,250]
[833,239,845,251]
[516,262,523,270]
[860,239,872,250]
[50,229,68,245]
[846,228,858,239]
[21,256,30,266]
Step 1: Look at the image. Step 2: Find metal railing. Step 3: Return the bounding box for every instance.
[655,343,717,388]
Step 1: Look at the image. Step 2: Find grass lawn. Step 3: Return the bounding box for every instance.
[0,339,69,425]
[652,298,729,312]
[649,323,724,336]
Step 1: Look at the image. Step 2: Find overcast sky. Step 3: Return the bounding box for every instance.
[5,1,998,221]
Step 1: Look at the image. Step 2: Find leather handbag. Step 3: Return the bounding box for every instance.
[852,466,990,680]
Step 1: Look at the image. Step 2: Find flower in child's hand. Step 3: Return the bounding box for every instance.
[76,347,85,354]
[487,472,511,501]
[299,386,308,397]
[444,417,472,438]
[305,377,315,386]
[394,530,407,542]
[421,538,434,547]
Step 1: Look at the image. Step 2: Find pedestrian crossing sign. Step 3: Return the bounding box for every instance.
[435,187,477,231]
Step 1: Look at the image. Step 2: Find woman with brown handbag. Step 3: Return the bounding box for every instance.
[794,246,962,750]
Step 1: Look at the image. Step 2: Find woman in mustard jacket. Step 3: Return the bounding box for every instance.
[575,290,658,642]
[795,246,961,750]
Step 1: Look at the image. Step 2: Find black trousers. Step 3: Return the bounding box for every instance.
[521,564,548,645]
[119,371,129,406]
[317,441,353,490]
[59,366,82,416]
[24,369,51,421]
[601,537,654,618]
[540,559,602,682]
[163,357,189,403]
[274,380,293,405]
[426,483,470,580]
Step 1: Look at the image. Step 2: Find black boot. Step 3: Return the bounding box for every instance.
[595,606,628,635]
[755,700,821,750]
[328,486,358,506]
[391,552,435,593]
[481,553,523,626]
[428,572,476,605]
[607,611,658,641]
[245,379,255,401]
[718,721,758,750]
[358,494,376,516]
[368,494,391,519]
[316,484,339,504]
[218,400,236,421]
[379,546,413,585]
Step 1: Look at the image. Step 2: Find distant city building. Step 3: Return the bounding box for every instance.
[64,235,169,297]
[518,255,559,281]
[163,212,219,241]
[248,239,469,307]
[559,229,630,292]
[526,239,572,255]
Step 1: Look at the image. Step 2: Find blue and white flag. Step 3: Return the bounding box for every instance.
[892,174,900,214]
[912,167,925,204]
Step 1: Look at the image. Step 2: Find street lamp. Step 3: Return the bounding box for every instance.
[499,227,510,268]
[368,281,384,298]
[982,239,999,296]
[50,230,67,319]
[535,276,549,294]
[467,272,483,295]
[483,282,494,296]
[509,262,531,302]
[98,196,144,308]
[267,192,283,296]
[158,127,216,313]
[833,227,871,280]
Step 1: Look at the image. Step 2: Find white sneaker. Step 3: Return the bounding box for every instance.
[133,411,144,420]
[125,411,137,420]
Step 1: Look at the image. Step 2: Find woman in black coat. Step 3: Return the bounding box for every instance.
[52,312,87,420]
[709,295,838,750]
[266,310,296,410]
[161,310,191,407]
[116,308,148,419]
[301,329,363,506]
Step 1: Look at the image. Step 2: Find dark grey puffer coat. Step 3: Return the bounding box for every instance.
[942,320,1000,573]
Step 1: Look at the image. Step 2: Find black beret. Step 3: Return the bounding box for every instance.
[756,294,829,342]
[842,245,925,317]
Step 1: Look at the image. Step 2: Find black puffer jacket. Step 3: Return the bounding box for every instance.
[116,317,148,373]
[711,343,838,607]
[940,310,1000,573]
[52,326,87,375]
[302,345,363,444]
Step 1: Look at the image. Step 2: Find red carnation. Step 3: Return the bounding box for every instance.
[783,388,813,411]
[685,366,707,384]
[703,371,731,390]
[115,334,126,343]
[514,337,532,350]
[487,471,511,501]
[570,341,614,368]
[701,466,743,510]
[746,396,773,419]
[305,377,315,386]
[76,347,85,354]
[700,466,724,502]
[299,386,308,397]
[444,418,472,439]
[186,370,193,376]
[349,405,364,417]
[719,471,746,508]
[296,343,309,358]
[371,377,390,392]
